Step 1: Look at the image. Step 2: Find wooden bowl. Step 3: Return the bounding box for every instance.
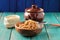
[15,22,43,37]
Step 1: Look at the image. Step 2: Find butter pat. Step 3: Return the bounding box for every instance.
[4,15,20,28]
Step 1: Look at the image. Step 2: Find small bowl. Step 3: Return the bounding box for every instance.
[15,22,44,37]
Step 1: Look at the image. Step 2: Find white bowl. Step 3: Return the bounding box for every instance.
[4,15,20,28]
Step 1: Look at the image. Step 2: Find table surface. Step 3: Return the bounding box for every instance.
[0,12,60,40]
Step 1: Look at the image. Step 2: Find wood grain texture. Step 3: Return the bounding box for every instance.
[44,13,59,24]
[15,12,25,21]
[0,13,14,40]
[45,24,60,40]
[10,29,30,40]
[54,13,60,23]
[31,27,49,40]
[44,13,60,40]
[0,13,2,19]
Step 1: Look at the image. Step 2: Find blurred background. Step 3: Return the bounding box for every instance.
[0,0,60,12]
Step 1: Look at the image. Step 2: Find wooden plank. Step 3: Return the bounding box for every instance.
[0,13,2,19]
[45,24,60,40]
[10,29,30,40]
[31,27,48,40]
[0,12,3,26]
[10,12,30,40]
[44,13,60,40]
[15,12,24,22]
[44,13,59,24]
[54,13,60,23]
[0,12,15,40]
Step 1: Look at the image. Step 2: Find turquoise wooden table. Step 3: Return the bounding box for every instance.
[0,12,60,40]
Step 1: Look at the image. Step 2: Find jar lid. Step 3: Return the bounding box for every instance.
[25,5,44,13]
